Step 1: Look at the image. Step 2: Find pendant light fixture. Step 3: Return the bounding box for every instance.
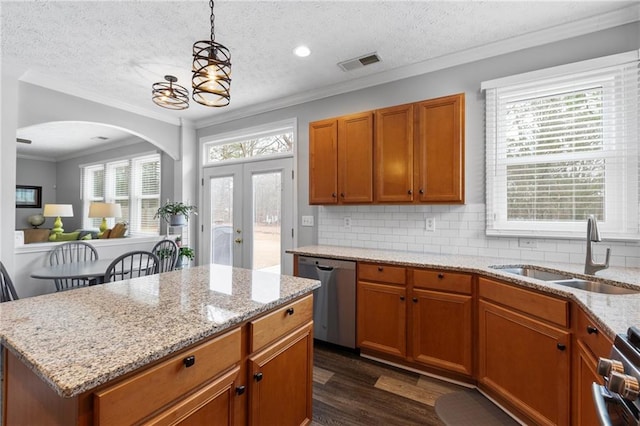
[192,0,231,107]
[151,75,189,110]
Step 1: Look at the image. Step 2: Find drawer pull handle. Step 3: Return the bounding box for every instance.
[378,266,383,272]
[557,343,566,351]
[286,307,295,316]
[438,273,444,279]
[183,355,196,368]
[587,325,599,335]
[236,385,246,395]
[254,372,263,382]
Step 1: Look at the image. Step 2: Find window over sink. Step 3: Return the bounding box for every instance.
[482,50,639,240]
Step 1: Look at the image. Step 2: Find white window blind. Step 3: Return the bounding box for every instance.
[82,153,161,235]
[484,51,639,240]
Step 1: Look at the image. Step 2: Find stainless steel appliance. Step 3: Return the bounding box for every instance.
[593,327,640,425]
[296,256,356,349]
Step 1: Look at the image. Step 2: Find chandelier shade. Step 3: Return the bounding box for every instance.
[152,75,189,110]
[192,0,231,107]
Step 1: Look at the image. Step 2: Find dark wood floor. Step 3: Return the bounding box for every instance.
[312,343,466,425]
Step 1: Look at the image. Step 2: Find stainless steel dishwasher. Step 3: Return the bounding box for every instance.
[296,256,356,349]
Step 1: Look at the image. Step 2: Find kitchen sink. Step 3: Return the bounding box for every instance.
[490,265,640,295]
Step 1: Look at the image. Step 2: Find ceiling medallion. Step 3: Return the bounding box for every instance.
[192,0,231,107]
[151,75,189,110]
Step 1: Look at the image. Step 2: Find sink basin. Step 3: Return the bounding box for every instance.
[551,279,640,295]
[494,267,572,282]
[490,265,640,295]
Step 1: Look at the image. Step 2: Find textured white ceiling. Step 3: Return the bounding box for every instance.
[3,0,637,158]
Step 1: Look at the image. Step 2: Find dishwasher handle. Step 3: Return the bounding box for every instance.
[316,265,334,272]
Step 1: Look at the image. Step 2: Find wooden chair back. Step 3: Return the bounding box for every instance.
[49,241,99,291]
[104,251,160,282]
[152,239,179,273]
[0,261,18,302]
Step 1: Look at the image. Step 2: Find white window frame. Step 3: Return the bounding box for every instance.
[81,152,161,236]
[483,50,639,240]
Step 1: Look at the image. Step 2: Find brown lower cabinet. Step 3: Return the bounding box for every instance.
[3,295,314,426]
[356,263,474,380]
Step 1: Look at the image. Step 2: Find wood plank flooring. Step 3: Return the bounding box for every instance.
[312,343,467,425]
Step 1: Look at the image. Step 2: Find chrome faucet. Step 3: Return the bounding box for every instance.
[584,215,610,275]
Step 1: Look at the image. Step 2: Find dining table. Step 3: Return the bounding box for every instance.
[30,259,114,284]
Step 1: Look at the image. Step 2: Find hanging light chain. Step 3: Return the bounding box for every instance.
[210,0,215,43]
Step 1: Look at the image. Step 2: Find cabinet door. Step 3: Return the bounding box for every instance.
[478,300,570,426]
[337,112,373,203]
[248,323,313,426]
[143,367,240,426]
[573,340,604,426]
[357,281,406,357]
[309,119,338,204]
[415,93,464,203]
[374,104,414,202]
[410,289,472,376]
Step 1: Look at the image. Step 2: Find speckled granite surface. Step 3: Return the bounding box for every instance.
[0,264,320,398]
[289,245,640,338]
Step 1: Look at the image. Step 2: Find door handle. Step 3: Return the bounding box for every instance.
[234,238,243,244]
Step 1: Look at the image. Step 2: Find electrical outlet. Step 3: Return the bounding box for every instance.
[301,215,314,227]
[518,238,538,248]
[425,217,436,232]
[343,217,352,230]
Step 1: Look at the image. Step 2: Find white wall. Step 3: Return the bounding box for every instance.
[197,22,640,266]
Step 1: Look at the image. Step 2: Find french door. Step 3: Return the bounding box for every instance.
[202,157,294,274]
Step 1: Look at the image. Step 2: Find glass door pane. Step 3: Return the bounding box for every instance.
[210,176,234,266]
[251,171,282,271]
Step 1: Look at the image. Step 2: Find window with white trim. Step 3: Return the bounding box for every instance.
[203,120,294,165]
[483,51,639,240]
[82,153,161,235]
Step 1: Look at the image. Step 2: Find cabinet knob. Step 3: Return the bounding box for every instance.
[412,297,418,303]
[557,343,566,351]
[254,372,263,382]
[587,325,598,335]
[332,193,337,198]
[400,296,405,301]
[235,238,243,244]
[183,355,196,368]
[419,188,425,194]
[437,273,444,279]
[235,385,246,396]
[407,189,412,195]
[340,193,345,198]
[286,307,295,316]
[377,266,383,272]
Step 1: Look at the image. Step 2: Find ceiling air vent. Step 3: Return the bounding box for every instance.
[16,138,32,144]
[91,136,110,141]
[338,52,381,72]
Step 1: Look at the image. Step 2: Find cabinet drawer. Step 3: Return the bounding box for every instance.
[478,278,568,328]
[412,269,472,294]
[359,263,406,285]
[94,328,241,426]
[576,308,613,358]
[250,295,313,352]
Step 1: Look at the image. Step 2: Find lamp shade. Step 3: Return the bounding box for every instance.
[88,202,122,218]
[43,204,74,218]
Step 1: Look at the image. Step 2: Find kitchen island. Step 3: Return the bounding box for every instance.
[1,264,320,425]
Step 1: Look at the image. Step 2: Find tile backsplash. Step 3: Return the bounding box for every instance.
[318,204,640,268]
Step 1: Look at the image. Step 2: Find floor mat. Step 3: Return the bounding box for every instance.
[435,389,520,426]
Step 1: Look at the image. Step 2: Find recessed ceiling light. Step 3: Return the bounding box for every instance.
[294,45,311,58]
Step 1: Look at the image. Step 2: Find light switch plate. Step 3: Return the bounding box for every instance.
[518,238,538,248]
[301,215,314,227]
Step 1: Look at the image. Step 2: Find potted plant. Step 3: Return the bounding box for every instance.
[154,201,197,226]
[177,246,195,268]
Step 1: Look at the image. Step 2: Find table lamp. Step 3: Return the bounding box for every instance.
[43,204,74,236]
[88,202,122,237]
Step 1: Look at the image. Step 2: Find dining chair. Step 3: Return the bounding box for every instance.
[104,251,160,282]
[151,239,179,273]
[0,261,19,303]
[49,241,99,291]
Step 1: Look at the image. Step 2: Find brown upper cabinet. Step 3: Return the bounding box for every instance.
[309,112,373,204]
[309,93,465,205]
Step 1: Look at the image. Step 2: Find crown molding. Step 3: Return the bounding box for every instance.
[16,153,57,162]
[195,4,640,129]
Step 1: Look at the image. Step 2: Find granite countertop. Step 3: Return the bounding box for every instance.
[0,264,320,398]
[288,245,640,338]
